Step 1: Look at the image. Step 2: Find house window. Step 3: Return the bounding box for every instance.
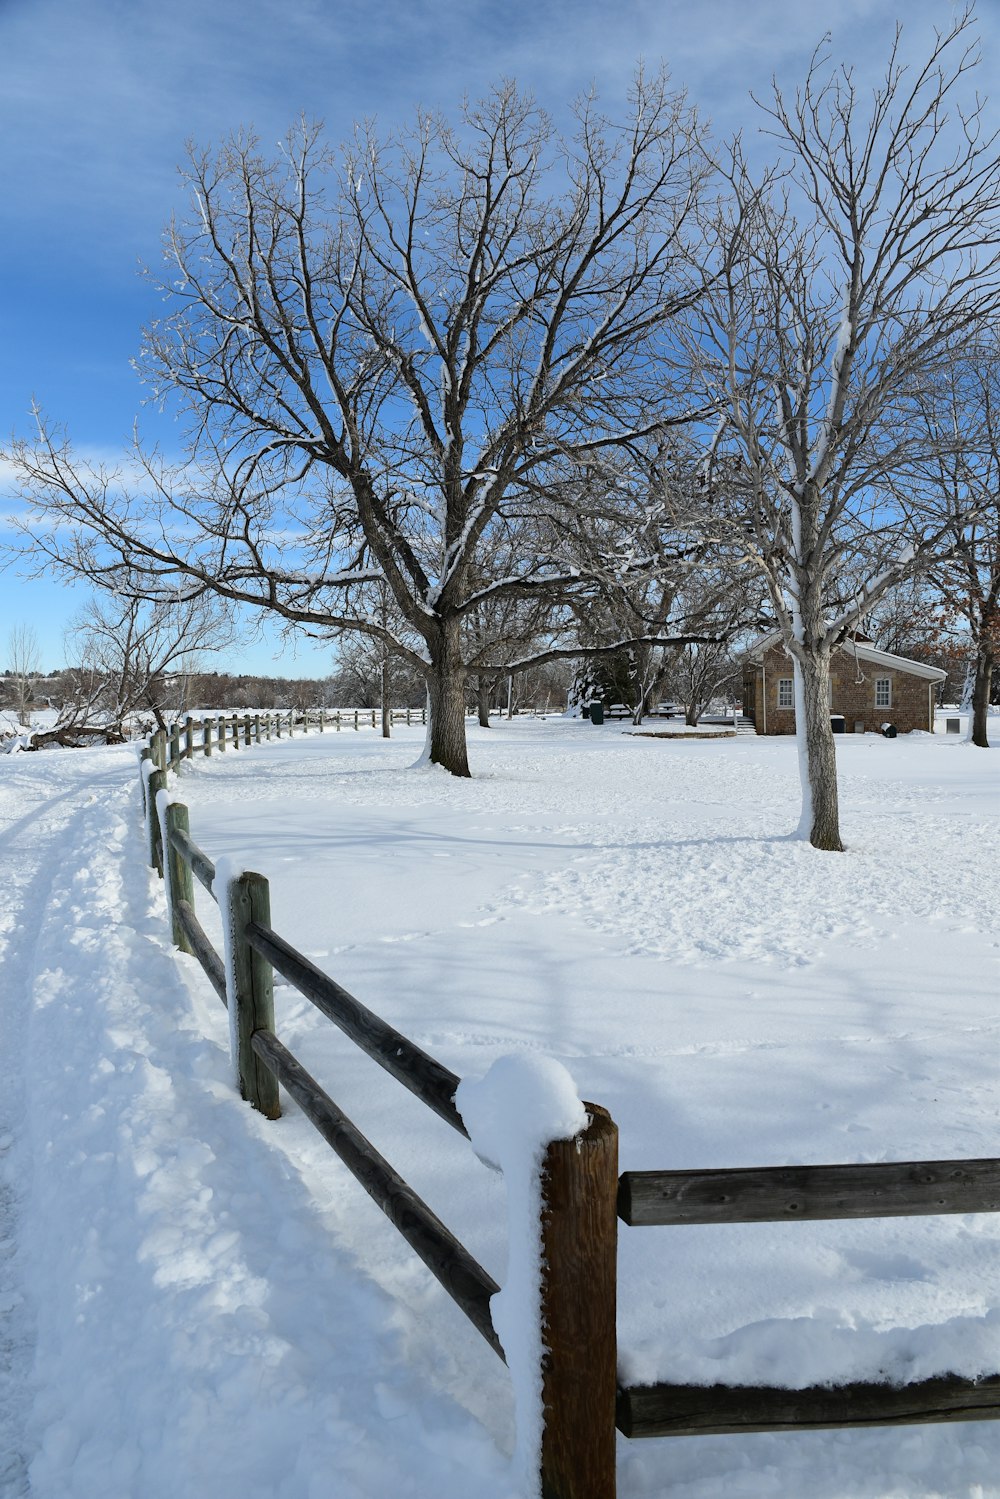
[777,678,794,709]
[875,677,891,709]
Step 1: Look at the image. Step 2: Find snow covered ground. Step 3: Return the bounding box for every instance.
[1,716,998,1497]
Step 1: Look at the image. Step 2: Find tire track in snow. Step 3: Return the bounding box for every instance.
[0,750,136,1496]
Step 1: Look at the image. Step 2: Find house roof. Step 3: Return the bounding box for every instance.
[746,632,948,682]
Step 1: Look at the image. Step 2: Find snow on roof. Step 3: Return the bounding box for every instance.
[745,632,948,682]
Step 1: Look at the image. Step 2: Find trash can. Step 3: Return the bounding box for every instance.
[581,703,591,720]
[589,701,605,725]
[881,722,897,739]
[830,714,846,734]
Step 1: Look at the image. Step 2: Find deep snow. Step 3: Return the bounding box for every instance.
[1,715,998,1497]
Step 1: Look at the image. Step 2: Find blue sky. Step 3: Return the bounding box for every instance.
[1,0,992,673]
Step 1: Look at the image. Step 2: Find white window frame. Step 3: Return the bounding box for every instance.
[875,676,892,709]
[777,677,794,709]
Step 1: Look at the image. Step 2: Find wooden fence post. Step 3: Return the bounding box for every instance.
[539,1103,619,1499]
[254,713,261,744]
[225,871,281,1119]
[139,745,151,815]
[336,711,341,731]
[169,723,181,769]
[288,710,295,737]
[319,708,325,732]
[354,710,359,731]
[219,716,227,751]
[147,768,167,874]
[266,714,272,741]
[185,715,195,759]
[231,713,240,749]
[275,713,282,738]
[164,801,195,954]
[203,717,213,757]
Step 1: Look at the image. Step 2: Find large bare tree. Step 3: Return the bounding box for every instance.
[690,13,1000,847]
[8,76,712,776]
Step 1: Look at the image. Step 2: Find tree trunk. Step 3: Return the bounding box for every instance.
[426,624,471,776]
[381,658,391,738]
[477,675,491,728]
[970,644,993,748]
[794,652,844,851]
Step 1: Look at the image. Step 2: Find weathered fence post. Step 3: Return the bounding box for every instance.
[539,1103,619,1499]
[185,715,195,760]
[302,709,309,733]
[164,801,195,955]
[266,714,272,741]
[354,710,359,731]
[231,713,240,749]
[243,714,252,747]
[203,717,213,757]
[288,710,295,737]
[254,713,261,744]
[219,716,227,751]
[275,713,282,738]
[319,707,325,732]
[150,728,166,771]
[139,745,151,815]
[225,871,281,1119]
[169,723,181,770]
[146,768,168,874]
[335,710,341,731]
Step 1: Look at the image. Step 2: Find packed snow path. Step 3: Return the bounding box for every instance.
[1,720,999,1498]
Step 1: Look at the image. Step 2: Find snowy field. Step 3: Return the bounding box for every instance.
[1,716,998,1498]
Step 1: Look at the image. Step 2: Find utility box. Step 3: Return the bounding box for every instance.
[589,701,605,725]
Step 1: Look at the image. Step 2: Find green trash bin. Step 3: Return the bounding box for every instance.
[590,701,604,725]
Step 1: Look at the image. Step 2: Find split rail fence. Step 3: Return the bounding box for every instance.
[139,720,1000,1498]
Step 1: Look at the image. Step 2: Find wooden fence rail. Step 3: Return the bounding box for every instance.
[138,721,1000,1495]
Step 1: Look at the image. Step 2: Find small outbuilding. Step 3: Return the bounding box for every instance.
[743,635,947,736]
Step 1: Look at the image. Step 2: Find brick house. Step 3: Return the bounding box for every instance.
[743,635,947,735]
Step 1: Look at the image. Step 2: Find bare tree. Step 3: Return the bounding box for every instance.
[688,13,1000,847]
[8,76,713,777]
[6,624,41,727]
[900,348,1000,747]
[65,592,233,737]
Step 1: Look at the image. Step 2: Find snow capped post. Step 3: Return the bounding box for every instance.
[457,1056,619,1499]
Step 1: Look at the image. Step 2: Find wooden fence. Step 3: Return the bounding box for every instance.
[138,724,1000,1496]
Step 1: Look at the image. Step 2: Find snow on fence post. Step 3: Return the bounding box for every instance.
[203,717,213,757]
[139,745,151,815]
[231,713,240,750]
[185,716,195,759]
[539,1103,619,1499]
[152,728,167,772]
[457,1057,617,1499]
[163,800,195,955]
[243,714,252,747]
[254,713,261,744]
[169,723,181,770]
[223,869,280,1119]
[146,768,167,873]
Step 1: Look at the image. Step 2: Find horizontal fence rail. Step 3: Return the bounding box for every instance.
[618,1158,1000,1226]
[617,1373,1000,1439]
[251,1030,503,1357]
[244,920,468,1138]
